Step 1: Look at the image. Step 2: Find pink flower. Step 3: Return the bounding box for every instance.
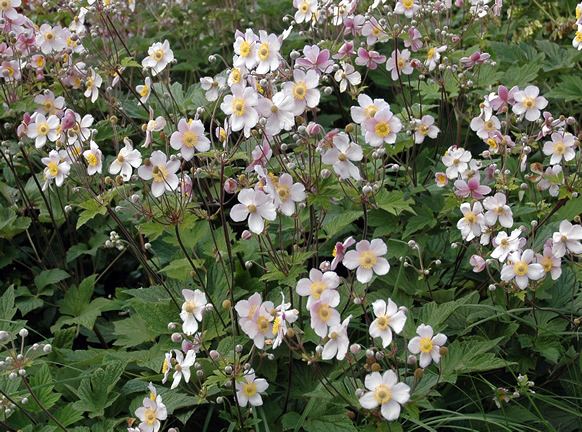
[246,139,272,172]
[536,243,562,280]
[460,51,490,68]
[361,17,385,45]
[404,27,423,52]
[331,236,356,270]
[230,188,276,234]
[310,290,341,338]
[386,49,414,81]
[501,249,545,289]
[470,255,486,272]
[342,239,390,283]
[295,44,334,74]
[512,85,548,121]
[355,47,386,70]
[334,41,355,60]
[454,174,491,199]
[489,85,518,112]
[343,14,365,36]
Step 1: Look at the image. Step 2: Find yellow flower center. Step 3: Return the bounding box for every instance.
[418,124,429,135]
[258,43,270,61]
[358,250,377,270]
[376,315,390,330]
[403,0,414,8]
[523,97,535,109]
[464,211,477,224]
[257,315,270,332]
[184,300,197,313]
[372,26,381,36]
[374,384,392,404]
[300,1,309,13]
[161,359,169,374]
[85,152,98,166]
[86,77,94,90]
[540,256,553,273]
[47,161,59,177]
[436,173,447,184]
[152,165,168,183]
[38,122,49,135]
[144,408,156,425]
[397,58,406,68]
[153,48,164,61]
[272,316,281,335]
[292,82,307,100]
[374,121,391,138]
[576,31,582,43]
[182,131,198,148]
[139,85,150,97]
[338,153,347,162]
[117,154,125,163]
[45,31,54,41]
[276,184,289,201]
[247,204,257,213]
[513,261,528,276]
[232,97,246,117]
[310,280,326,299]
[242,382,257,397]
[364,105,378,118]
[0,0,9,9]
[230,68,241,84]
[500,238,509,248]
[554,142,565,155]
[487,138,498,149]
[318,304,331,322]
[239,40,251,57]
[36,57,45,67]
[427,47,436,60]
[44,101,54,112]
[419,336,433,353]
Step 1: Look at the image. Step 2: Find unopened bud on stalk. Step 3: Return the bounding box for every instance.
[171,333,182,343]
[222,299,232,310]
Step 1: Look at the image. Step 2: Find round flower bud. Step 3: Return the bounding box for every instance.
[366,349,375,358]
[375,351,385,361]
[245,261,253,269]
[224,365,233,375]
[216,396,224,404]
[167,322,177,331]
[196,370,204,377]
[171,333,183,343]
[355,388,364,398]
[8,372,17,380]
[315,345,323,354]
[224,178,237,194]
[209,350,220,360]
[241,230,252,240]
[222,299,232,310]
[414,367,424,380]
[323,87,333,96]
[0,331,9,341]
[18,329,28,338]
[488,284,496,291]
[350,344,361,354]
[144,243,152,250]
[267,353,275,360]
[21,397,28,404]
[235,344,243,353]
[407,355,417,365]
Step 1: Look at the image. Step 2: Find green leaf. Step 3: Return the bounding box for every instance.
[375,190,416,216]
[76,198,108,229]
[440,337,512,384]
[159,257,203,281]
[0,285,16,323]
[28,363,61,413]
[546,75,582,102]
[503,60,542,88]
[0,207,31,239]
[304,414,358,432]
[113,314,158,347]
[53,404,84,427]
[34,269,70,291]
[71,361,126,418]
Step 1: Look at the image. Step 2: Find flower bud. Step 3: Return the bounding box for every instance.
[19,329,28,338]
[241,230,252,240]
[171,333,183,343]
[414,367,424,381]
[350,344,361,354]
[222,299,232,310]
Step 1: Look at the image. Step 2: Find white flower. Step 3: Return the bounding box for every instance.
[109,141,142,181]
[0,0,21,20]
[200,75,226,102]
[501,249,545,289]
[386,48,413,81]
[442,147,472,179]
[136,77,152,104]
[83,141,103,175]
[27,113,60,148]
[483,192,513,228]
[296,268,340,308]
[369,299,406,347]
[408,324,447,368]
[294,0,318,23]
[542,132,576,165]
[34,90,65,115]
[135,395,167,432]
[350,94,390,124]
[334,62,361,93]
[84,68,102,103]
[359,370,411,421]
[66,113,94,145]
[266,173,306,216]
[414,115,439,144]
[342,239,390,283]
[41,150,70,190]
[552,221,582,258]
[256,91,295,135]
[221,84,259,138]
[425,45,447,71]
[322,315,351,360]
[321,132,363,180]
[255,30,281,74]
[230,188,276,234]
[233,29,258,70]
[235,370,269,407]
[283,69,320,115]
[179,289,207,335]
[512,85,548,121]
[363,108,402,146]
[470,115,501,140]
[161,351,172,384]
[272,293,299,349]
[143,114,167,148]
[37,24,66,54]
[573,27,582,50]
[457,202,485,241]
[170,349,196,389]
[310,289,341,338]
[394,0,419,18]
[170,118,210,160]
[235,293,274,348]
[142,40,174,76]
[491,229,522,262]
[137,151,180,198]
